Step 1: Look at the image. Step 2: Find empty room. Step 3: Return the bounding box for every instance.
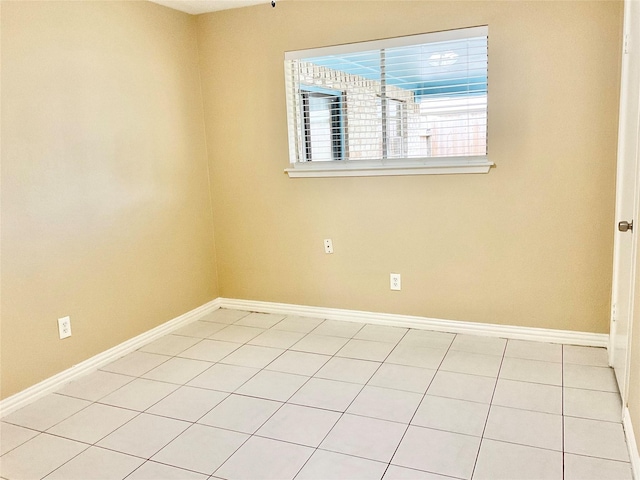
[1,0,639,479]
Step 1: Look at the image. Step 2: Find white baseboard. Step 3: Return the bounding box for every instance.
[1,296,609,418]
[219,298,609,347]
[0,298,222,418]
[624,408,640,480]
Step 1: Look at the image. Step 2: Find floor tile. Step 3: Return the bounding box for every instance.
[499,357,562,386]
[439,350,502,378]
[392,425,480,479]
[347,385,423,423]
[247,329,306,349]
[315,357,381,384]
[321,414,406,463]
[99,378,178,411]
[270,315,324,333]
[564,387,622,422]
[210,325,266,344]
[187,363,259,392]
[336,339,396,362]
[563,364,618,392]
[197,394,282,434]
[312,319,364,338]
[146,386,228,422]
[56,371,134,402]
[214,436,313,480]
[126,461,209,479]
[291,334,350,355]
[427,371,496,404]
[383,465,455,479]
[5,318,629,480]
[0,433,87,480]
[564,453,633,480]
[0,422,38,456]
[296,449,388,480]
[289,378,363,412]
[199,309,250,324]
[265,350,330,376]
[3,394,91,431]
[449,334,506,356]
[100,351,169,377]
[491,378,562,414]
[399,330,455,349]
[412,395,489,436]
[44,446,143,480]
[172,320,227,338]
[563,345,609,367]
[176,339,239,362]
[97,413,189,458]
[386,345,447,369]
[142,357,213,384]
[220,344,285,368]
[504,339,562,363]
[47,403,138,444]
[256,403,340,447]
[354,324,408,344]
[472,438,563,480]
[564,416,629,461]
[139,335,200,356]
[151,424,248,475]
[367,364,435,394]
[234,312,286,328]
[313,320,364,338]
[483,405,562,451]
[236,370,308,401]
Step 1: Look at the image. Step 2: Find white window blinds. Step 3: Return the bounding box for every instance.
[285,26,488,166]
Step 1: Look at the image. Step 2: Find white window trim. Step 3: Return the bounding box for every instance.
[284,25,491,178]
[285,26,488,61]
[285,156,493,178]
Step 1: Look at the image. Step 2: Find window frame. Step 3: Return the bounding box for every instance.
[284,26,493,178]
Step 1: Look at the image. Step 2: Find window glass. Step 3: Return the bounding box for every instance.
[285,27,488,167]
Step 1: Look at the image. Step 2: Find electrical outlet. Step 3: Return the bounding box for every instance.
[58,316,72,339]
[390,273,401,291]
[324,239,334,254]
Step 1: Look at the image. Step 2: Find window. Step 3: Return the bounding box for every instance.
[284,26,492,177]
[300,86,344,161]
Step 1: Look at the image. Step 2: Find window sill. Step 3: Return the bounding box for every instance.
[285,157,494,178]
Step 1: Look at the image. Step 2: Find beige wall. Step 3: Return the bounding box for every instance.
[0,0,624,401]
[0,1,218,399]
[197,1,622,332]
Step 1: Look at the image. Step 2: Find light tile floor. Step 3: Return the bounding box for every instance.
[0,309,634,480]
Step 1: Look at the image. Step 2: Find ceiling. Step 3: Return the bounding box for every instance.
[149,0,271,15]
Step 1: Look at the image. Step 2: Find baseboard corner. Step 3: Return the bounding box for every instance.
[0,297,222,418]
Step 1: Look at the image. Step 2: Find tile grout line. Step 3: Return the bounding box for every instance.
[132,313,280,479]
[469,339,507,480]
[312,323,410,478]
[288,321,377,480]
[379,330,458,479]
[4,391,108,480]
[213,315,369,479]
[56,313,276,480]
[167,313,311,479]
